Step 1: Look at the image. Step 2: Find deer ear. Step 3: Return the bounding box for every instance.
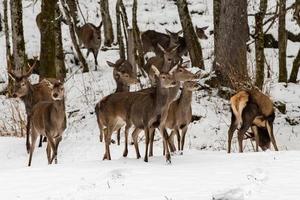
[168,65,178,75]
[177,30,183,35]
[171,45,180,53]
[106,61,115,68]
[98,21,103,29]
[157,44,166,54]
[41,79,54,89]
[24,61,37,78]
[151,65,160,77]
[165,29,172,35]
[201,26,209,30]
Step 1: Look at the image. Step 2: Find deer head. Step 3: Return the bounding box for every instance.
[195,26,209,39]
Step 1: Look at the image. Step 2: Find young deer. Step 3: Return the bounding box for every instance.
[195,26,209,40]
[227,88,278,153]
[8,61,55,152]
[96,65,177,163]
[28,80,66,166]
[97,59,138,144]
[165,81,201,153]
[77,22,103,70]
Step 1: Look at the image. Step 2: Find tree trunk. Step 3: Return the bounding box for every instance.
[61,0,89,72]
[255,0,267,89]
[177,0,204,69]
[39,0,57,78]
[66,0,79,34]
[294,0,300,26]
[278,0,287,82]
[0,13,2,32]
[3,0,11,58]
[132,0,144,74]
[10,0,26,71]
[289,49,300,83]
[214,0,248,88]
[100,0,114,47]
[116,0,125,59]
[213,0,221,55]
[55,5,66,80]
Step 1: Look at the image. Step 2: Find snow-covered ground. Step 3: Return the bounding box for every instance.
[0,0,299,199]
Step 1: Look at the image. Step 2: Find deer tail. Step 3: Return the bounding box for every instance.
[230,91,249,127]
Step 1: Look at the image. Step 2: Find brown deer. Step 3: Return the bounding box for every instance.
[165,81,201,153]
[28,80,66,166]
[95,65,177,163]
[227,88,278,153]
[195,26,209,40]
[97,59,138,144]
[77,22,103,70]
[8,60,55,152]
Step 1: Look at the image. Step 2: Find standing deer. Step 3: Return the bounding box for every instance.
[95,65,177,163]
[8,60,55,152]
[77,22,103,70]
[227,88,279,153]
[165,81,201,153]
[28,80,66,166]
[97,59,138,144]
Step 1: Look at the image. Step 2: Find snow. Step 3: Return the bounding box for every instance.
[0,0,299,199]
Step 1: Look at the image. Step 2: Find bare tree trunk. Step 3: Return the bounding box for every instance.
[289,49,300,83]
[278,0,287,82]
[10,0,26,70]
[214,0,248,88]
[66,0,79,34]
[294,0,300,26]
[116,0,125,59]
[132,0,144,73]
[61,0,89,72]
[55,5,66,80]
[255,0,267,89]
[213,0,221,55]
[3,0,11,58]
[100,0,114,47]
[39,0,57,78]
[0,13,2,32]
[177,0,204,69]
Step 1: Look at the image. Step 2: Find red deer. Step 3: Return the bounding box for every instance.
[8,60,55,152]
[28,80,66,166]
[95,65,177,163]
[77,22,103,70]
[97,59,138,144]
[165,81,201,153]
[195,26,209,39]
[227,88,278,153]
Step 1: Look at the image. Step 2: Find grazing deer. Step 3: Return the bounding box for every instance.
[165,81,201,153]
[96,65,177,163]
[28,80,66,166]
[8,60,55,152]
[195,26,209,40]
[227,88,278,153]
[97,59,138,144]
[77,22,103,70]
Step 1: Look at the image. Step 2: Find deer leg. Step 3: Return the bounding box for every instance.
[266,121,278,151]
[237,123,252,153]
[251,126,260,152]
[47,136,57,164]
[43,137,47,142]
[46,142,51,164]
[161,127,171,164]
[117,128,121,146]
[123,125,130,157]
[175,129,180,152]
[86,49,91,58]
[149,128,155,157]
[227,112,238,153]
[38,135,43,147]
[93,50,99,70]
[132,128,142,159]
[167,130,176,153]
[26,115,31,154]
[144,128,151,162]
[180,126,188,152]
[103,127,112,160]
[28,129,38,167]
[54,136,62,164]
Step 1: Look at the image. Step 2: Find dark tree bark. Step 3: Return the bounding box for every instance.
[0,13,2,32]
[132,0,144,73]
[116,0,125,59]
[61,0,89,72]
[278,0,287,82]
[255,0,268,89]
[100,0,114,47]
[294,0,300,26]
[177,0,204,69]
[289,49,300,83]
[39,0,57,78]
[213,0,221,55]
[55,5,66,80]
[66,0,80,34]
[10,0,27,70]
[3,0,11,58]
[214,0,248,88]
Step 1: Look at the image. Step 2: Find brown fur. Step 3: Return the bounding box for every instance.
[248,88,274,117]
[230,90,249,127]
[195,26,209,39]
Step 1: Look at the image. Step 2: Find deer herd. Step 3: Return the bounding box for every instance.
[6,19,279,167]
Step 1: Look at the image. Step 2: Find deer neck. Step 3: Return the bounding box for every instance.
[115,81,129,93]
[178,89,193,107]
[21,83,34,114]
[155,81,170,110]
[168,82,180,102]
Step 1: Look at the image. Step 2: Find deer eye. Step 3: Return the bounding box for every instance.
[125,74,129,78]
[161,75,166,79]
[21,83,26,87]
[179,69,183,72]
